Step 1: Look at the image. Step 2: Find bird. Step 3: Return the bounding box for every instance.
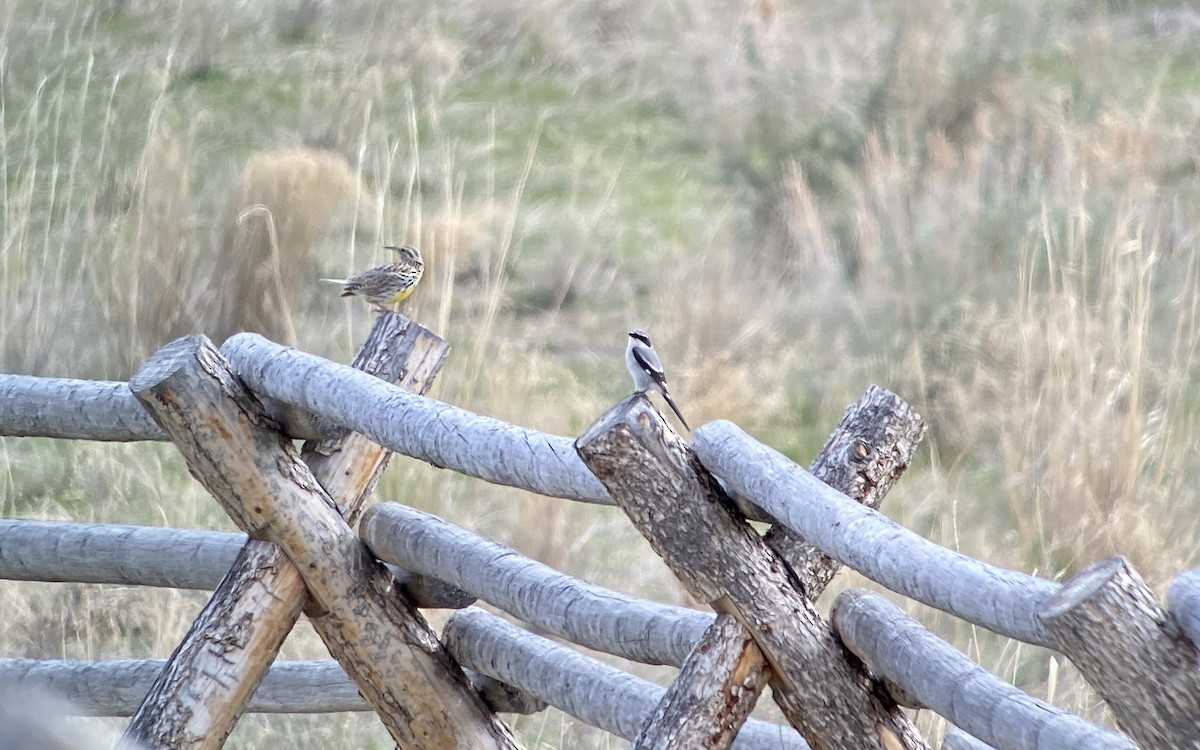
[322,244,424,312]
[625,328,690,430]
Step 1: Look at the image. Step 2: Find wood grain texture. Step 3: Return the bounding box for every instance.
[1038,557,1200,749]
[575,394,927,750]
[125,331,518,750]
[221,331,613,505]
[0,375,165,441]
[692,420,1058,646]
[633,613,770,749]
[0,658,543,717]
[1167,569,1200,651]
[832,589,1135,750]
[361,502,710,666]
[635,387,925,749]
[0,519,473,609]
[443,607,807,750]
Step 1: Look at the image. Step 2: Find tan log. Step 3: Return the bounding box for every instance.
[124,315,444,748]
[126,331,518,749]
[575,394,927,750]
[633,386,924,749]
[1037,556,1200,748]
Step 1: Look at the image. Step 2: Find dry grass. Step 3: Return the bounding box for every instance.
[3,0,1200,746]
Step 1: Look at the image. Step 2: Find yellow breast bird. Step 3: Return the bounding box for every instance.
[323,245,425,312]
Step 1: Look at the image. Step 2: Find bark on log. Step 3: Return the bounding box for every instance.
[123,314,453,748]
[443,607,807,750]
[361,502,711,666]
[832,589,1135,750]
[1037,556,1200,749]
[575,395,927,750]
[636,387,925,749]
[126,333,518,750]
[692,420,1058,646]
[0,375,165,441]
[634,613,770,749]
[0,520,473,609]
[1167,569,1200,652]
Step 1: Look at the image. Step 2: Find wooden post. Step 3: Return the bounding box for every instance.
[633,387,925,748]
[1037,556,1200,748]
[575,394,927,750]
[125,330,519,749]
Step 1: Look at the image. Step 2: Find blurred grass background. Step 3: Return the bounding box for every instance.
[2,0,1200,746]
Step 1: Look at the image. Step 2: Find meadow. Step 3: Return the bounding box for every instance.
[3,0,1200,746]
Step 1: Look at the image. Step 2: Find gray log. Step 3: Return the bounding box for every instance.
[1037,557,1200,749]
[127,335,518,749]
[1167,569,1200,652]
[360,502,711,666]
[692,420,1058,646]
[576,395,927,749]
[637,386,925,749]
[942,730,999,750]
[832,589,1135,750]
[0,376,164,441]
[0,659,366,715]
[442,607,807,750]
[0,659,540,716]
[220,332,613,504]
[765,385,926,598]
[0,519,473,609]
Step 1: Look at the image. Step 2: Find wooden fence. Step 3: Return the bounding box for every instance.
[0,312,1198,749]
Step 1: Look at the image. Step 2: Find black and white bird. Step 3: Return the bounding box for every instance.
[625,328,690,430]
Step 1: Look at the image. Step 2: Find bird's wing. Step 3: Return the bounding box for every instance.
[631,343,669,386]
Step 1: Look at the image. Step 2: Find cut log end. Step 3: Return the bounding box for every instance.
[1037,557,1133,619]
[128,335,214,394]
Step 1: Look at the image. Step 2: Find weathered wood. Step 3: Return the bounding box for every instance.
[0,375,165,441]
[765,386,926,596]
[832,589,1136,750]
[941,730,998,750]
[220,331,616,502]
[576,395,927,750]
[126,334,518,750]
[0,658,539,716]
[1037,556,1200,749]
[633,613,770,749]
[637,387,925,748]
[123,314,453,749]
[1167,569,1200,650]
[124,538,309,748]
[361,502,711,666]
[443,607,808,750]
[692,420,1059,646]
[0,659,368,715]
[0,519,473,609]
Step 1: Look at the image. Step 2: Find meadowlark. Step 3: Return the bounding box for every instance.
[322,244,424,312]
[626,328,690,430]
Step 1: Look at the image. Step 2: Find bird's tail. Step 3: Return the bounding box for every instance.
[661,389,691,431]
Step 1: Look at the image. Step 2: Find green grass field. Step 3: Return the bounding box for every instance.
[3,0,1200,746]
